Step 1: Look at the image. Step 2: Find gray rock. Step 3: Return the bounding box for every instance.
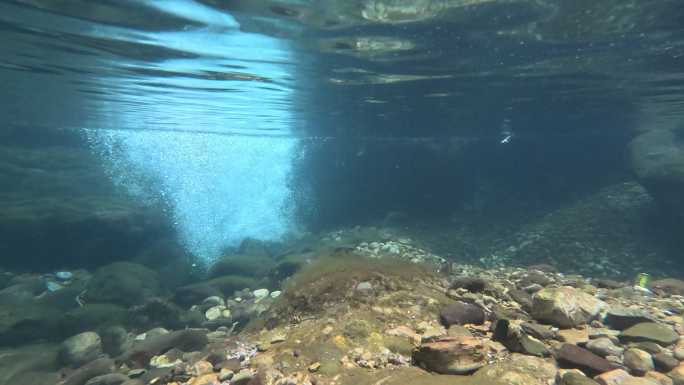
[586,337,624,358]
[561,371,600,385]
[85,373,129,385]
[59,331,103,367]
[605,308,656,330]
[532,286,606,328]
[439,301,485,327]
[620,322,679,346]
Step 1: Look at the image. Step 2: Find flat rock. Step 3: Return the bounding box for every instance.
[413,336,489,374]
[596,368,660,385]
[606,308,657,330]
[561,371,601,385]
[471,353,557,385]
[439,301,485,327]
[620,323,679,346]
[555,343,617,376]
[586,337,624,358]
[532,286,605,328]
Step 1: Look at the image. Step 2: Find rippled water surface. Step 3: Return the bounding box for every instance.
[1,0,683,137]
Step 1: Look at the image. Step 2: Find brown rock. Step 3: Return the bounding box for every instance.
[413,336,489,374]
[439,302,485,327]
[670,364,684,385]
[624,348,654,376]
[555,343,617,376]
[645,371,673,385]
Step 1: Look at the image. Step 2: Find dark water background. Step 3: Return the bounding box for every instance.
[1,0,684,274]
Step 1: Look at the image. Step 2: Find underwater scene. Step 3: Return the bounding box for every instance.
[1,0,684,384]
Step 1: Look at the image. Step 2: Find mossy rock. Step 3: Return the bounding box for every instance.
[208,255,276,279]
[85,262,162,307]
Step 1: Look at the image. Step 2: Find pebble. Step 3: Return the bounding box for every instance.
[586,337,624,357]
[253,289,269,300]
[55,271,73,280]
[308,362,321,372]
[205,305,224,321]
[270,290,281,298]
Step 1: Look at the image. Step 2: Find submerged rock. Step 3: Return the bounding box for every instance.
[605,308,657,330]
[532,286,605,328]
[412,336,490,374]
[438,301,485,327]
[623,348,654,376]
[470,353,557,385]
[59,331,103,368]
[554,343,617,376]
[620,322,679,346]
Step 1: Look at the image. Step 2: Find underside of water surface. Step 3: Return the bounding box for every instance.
[1,1,684,385]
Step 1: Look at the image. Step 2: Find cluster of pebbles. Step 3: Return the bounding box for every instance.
[354,238,447,267]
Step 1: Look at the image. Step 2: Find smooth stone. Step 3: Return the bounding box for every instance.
[205,306,224,321]
[620,323,679,346]
[59,331,103,367]
[555,343,617,376]
[586,337,624,357]
[355,282,373,292]
[653,353,679,372]
[645,371,673,385]
[606,308,657,330]
[413,336,489,374]
[623,348,654,376]
[201,296,224,307]
[471,353,558,385]
[561,371,601,385]
[450,277,487,293]
[439,301,485,327]
[532,286,606,328]
[522,322,556,340]
[84,373,129,385]
[55,271,74,280]
[230,370,255,385]
[253,289,269,299]
[270,290,281,298]
[669,364,684,385]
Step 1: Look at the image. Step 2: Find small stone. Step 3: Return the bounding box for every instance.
[149,354,181,368]
[645,371,673,385]
[231,370,255,385]
[586,337,624,358]
[561,371,600,385]
[674,347,684,360]
[189,360,214,376]
[308,362,321,372]
[439,301,485,327]
[84,373,129,385]
[654,353,679,372]
[55,271,73,280]
[356,282,373,291]
[188,374,218,385]
[623,348,654,376]
[202,296,224,307]
[128,369,146,378]
[670,364,684,385]
[270,290,281,298]
[218,368,234,381]
[270,334,286,344]
[221,309,232,318]
[205,305,224,321]
[253,289,269,300]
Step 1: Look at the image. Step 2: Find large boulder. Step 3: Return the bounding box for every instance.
[532,286,606,328]
[629,127,684,218]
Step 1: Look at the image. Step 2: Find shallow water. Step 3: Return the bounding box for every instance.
[1,1,684,384]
